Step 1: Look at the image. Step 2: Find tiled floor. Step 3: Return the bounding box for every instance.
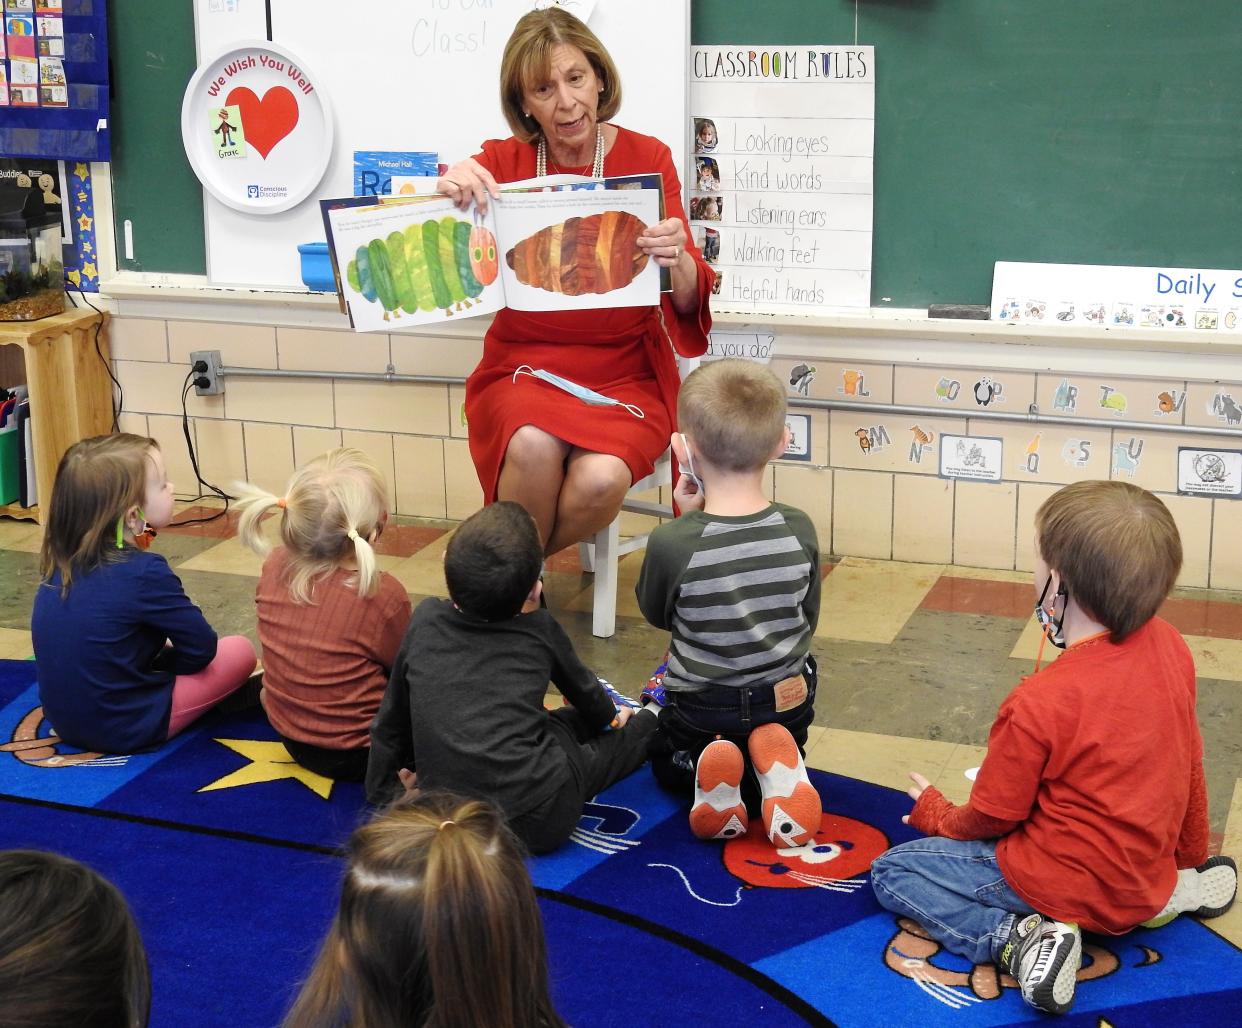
[4,501,1239,945]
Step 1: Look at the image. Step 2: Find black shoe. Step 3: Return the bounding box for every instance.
[217,672,263,713]
[1000,913,1081,1015]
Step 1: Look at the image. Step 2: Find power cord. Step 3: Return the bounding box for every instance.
[168,368,234,528]
[67,287,122,432]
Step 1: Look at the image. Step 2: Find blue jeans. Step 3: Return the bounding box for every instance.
[870,837,1036,966]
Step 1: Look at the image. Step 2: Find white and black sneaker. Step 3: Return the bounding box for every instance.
[1142,855,1238,928]
[1000,913,1082,1015]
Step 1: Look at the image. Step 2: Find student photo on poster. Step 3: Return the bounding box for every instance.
[694,117,718,154]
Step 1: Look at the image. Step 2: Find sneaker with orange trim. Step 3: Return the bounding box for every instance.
[689,739,749,841]
[748,723,820,848]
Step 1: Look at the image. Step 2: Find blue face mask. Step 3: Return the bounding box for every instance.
[512,366,645,419]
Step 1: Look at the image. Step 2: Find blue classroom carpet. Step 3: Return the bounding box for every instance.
[0,659,1239,1026]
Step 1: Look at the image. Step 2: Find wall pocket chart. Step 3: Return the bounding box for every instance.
[689,45,874,314]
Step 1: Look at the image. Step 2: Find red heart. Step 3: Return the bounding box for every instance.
[225,85,300,160]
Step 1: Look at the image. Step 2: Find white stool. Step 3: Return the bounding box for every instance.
[579,454,672,638]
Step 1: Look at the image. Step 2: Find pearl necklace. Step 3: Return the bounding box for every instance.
[536,124,605,178]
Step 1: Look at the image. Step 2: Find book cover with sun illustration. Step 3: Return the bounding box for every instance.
[323,175,662,333]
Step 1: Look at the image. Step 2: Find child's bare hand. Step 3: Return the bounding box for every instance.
[611,705,635,729]
[672,472,705,512]
[398,767,419,801]
[900,772,931,824]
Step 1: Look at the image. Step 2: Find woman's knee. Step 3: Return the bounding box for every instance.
[505,425,568,472]
[565,456,630,511]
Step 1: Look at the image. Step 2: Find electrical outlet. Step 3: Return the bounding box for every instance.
[190,350,224,396]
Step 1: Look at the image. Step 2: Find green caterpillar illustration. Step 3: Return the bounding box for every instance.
[346,216,499,319]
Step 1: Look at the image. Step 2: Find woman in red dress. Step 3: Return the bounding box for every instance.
[439,8,713,555]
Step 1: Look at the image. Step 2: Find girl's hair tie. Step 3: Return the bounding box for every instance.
[347,528,360,541]
[276,497,287,509]
[438,820,455,831]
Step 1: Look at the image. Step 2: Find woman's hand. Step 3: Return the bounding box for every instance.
[437,158,500,212]
[637,217,688,268]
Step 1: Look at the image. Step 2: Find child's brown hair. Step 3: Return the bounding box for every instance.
[284,793,565,1028]
[677,359,787,472]
[39,433,159,593]
[1035,480,1182,642]
[0,849,151,1028]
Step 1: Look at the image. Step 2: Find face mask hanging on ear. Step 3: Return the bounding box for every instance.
[512,366,645,419]
[116,509,158,551]
[677,432,706,496]
[1038,573,1068,645]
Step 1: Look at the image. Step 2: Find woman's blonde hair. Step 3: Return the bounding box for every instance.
[284,794,565,1028]
[234,448,388,603]
[39,433,159,594]
[499,7,622,143]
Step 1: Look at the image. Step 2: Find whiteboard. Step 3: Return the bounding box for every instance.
[192,0,690,289]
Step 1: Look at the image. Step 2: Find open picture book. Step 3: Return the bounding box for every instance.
[321,174,666,333]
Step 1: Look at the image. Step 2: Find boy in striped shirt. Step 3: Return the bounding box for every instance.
[635,359,822,848]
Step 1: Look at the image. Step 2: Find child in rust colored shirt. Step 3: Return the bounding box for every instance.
[235,448,411,781]
[871,481,1236,1017]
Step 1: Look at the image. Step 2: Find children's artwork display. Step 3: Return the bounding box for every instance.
[324,179,662,333]
[992,261,1242,334]
[180,42,333,215]
[689,45,875,313]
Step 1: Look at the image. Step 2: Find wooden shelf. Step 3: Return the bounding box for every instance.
[0,308,112,524]
[0,502,38,523]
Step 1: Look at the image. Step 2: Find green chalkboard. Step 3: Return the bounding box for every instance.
[694,0,1242,307]
[109,0,205,275]
[109,1,1242,303]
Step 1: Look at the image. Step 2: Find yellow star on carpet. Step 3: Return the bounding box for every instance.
[77,213,93,232]
[67,268,81,287]
[82,260,97,280]
[74,162,89,180]
[198,738,334,799]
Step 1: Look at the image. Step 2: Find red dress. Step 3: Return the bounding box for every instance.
[465,127,713,500]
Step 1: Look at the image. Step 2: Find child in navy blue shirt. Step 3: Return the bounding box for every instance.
[32,434,256,753]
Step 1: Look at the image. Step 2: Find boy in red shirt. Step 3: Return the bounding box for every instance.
[870,481,1237,1015]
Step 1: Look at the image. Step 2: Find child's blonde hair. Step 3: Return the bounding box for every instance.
[677,359,787,472]
[235,448,388,603]
[39,433,159,593]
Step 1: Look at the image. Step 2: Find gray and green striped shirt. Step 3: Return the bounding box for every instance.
[635,503,820,691]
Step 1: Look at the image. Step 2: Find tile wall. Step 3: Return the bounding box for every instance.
[111,317,1242,588]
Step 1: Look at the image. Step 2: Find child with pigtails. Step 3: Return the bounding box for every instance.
[235,448,412,781]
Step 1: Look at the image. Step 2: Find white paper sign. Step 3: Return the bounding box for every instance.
[992,262,1242,333]
[1177,448,1242,498]
[939,434,1004,482]
[690,45,874,314]
[782,414,811,462]
[703,329,775,364]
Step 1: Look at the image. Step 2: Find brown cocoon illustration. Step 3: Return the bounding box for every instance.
[506,210,649,295]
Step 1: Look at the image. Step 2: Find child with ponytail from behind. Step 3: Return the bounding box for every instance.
[284,792,566,1028]
[235,448,412,781]
[33,434,257,754]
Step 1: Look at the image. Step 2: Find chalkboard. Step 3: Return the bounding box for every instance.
[110,1,1242,304]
